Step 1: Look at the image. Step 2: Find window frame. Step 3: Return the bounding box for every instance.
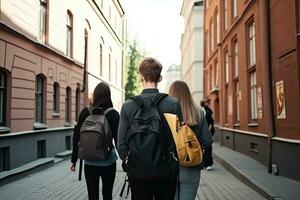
[0,70,6,127]
[100,44,103,77]
[249,70,258,121]
[75,85,81,121]
[35,75,46,124]
[248,20,256,68]
[65,87,72,124]
[224,49,229,83]
[232,38,239,78]
[66,10,73,58]
[223,0,228,31]
[38,0,47,42]
[232,0,238,20]
[53,82,60,114]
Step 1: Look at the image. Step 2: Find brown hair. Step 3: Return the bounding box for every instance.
[138,57,162,83]
[169,80,200,126]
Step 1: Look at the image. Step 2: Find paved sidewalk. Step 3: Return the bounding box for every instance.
[213,142,300,200]
[0,159,265,200]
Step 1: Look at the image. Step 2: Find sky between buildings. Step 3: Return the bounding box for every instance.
[121,0,184,71]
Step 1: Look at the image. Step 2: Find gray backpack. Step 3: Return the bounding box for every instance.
[78,107,113,160]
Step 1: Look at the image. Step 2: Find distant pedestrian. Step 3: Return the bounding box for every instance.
[169,80,212,200]
[200,99,215,171]
[70,82,120,200]
[117,57,182,200]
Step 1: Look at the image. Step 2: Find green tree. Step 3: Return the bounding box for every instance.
[125,40,144,99]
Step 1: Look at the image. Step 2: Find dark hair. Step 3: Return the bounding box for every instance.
[92,82,113,110]
[138,57,162,83]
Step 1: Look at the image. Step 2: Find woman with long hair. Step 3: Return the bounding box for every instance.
[169,80,212,200]
[70,82,120,200]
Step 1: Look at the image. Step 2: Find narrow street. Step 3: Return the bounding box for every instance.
[0,159,266,200]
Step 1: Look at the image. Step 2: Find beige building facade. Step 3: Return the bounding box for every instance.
[180,0,204,104]
[0,0,125,133]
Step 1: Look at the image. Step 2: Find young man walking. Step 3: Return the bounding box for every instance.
[117,57,183,200]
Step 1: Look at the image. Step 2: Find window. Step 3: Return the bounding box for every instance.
[235,81,240,122]
[109,53,111,81]
[216,11,220,43]
[37,140,46,158]
[38,0,47,42]
[232,0,238,19]
[66,11,73,58]
[0,147,10,172]
[65,136,71,150]
[233,40,238,78]
[224,0,228,31]
[75,86,81,121]
[35,75,45,123]
[214,10,218,47]
[215,61,219,87]
[224,50,229,83]
[211,20,214,51]
[65,87,71,123]
[248,21,256,67]
[53,82,59,113]
[225,85,229,124]
[250,71,258,120]
[100,44,103,76]
[210,65,214,90]
[0,71,6,126]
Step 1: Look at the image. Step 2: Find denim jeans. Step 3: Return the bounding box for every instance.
[175,167,201,200]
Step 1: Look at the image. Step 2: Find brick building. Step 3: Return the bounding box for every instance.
[0,0,125,172]
[204,0,300,181]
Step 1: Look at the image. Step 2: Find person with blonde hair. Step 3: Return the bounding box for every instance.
[169,80,212,200]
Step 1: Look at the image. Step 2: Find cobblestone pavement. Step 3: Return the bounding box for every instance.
[0,160,266,200]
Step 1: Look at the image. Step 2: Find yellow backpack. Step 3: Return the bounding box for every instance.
[164,113,203,167]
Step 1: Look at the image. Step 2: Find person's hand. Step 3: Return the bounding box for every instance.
[70,163,76,172]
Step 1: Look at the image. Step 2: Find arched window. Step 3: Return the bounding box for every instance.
[0,70,6,126]
[53,82,60,113]
[66,10,73,57]
[65,87,72,123]
[35,75,46,123]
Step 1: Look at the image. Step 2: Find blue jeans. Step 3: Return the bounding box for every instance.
[176,167,201,200]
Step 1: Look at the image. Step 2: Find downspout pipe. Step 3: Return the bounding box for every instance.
[260,0,275,173]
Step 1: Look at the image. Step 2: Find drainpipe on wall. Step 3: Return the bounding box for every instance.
[260,0,275,174]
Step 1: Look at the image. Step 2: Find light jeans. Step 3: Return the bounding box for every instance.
[175,167,201,200]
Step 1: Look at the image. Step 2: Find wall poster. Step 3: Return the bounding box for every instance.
[276,80,286,119]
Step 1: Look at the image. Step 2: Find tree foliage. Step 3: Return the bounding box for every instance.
[125,40,144,99]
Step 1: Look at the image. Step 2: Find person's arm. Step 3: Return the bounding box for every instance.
[199,111,213,148]
[70,107,89,170]
[117,104,129,160]
[106,110,120,147]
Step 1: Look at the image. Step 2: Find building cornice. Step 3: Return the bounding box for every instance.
[0,21,84,69]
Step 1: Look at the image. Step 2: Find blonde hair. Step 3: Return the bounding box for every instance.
[169,81,200,126]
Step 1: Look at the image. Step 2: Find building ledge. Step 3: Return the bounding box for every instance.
[210,86,220,94]
[248,123,258,127]
[233,123,240,127]
[33,123,48,130]
[0,126,11,134]
[64,122,72,127]
[52,113,60,118]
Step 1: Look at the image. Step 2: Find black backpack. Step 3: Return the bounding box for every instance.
[78,107,114,161]
[125,93,179,180]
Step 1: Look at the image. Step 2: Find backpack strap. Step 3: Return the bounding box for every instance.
[152,93,168,105]
[104,107,114,115]
[129,95,144,107]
